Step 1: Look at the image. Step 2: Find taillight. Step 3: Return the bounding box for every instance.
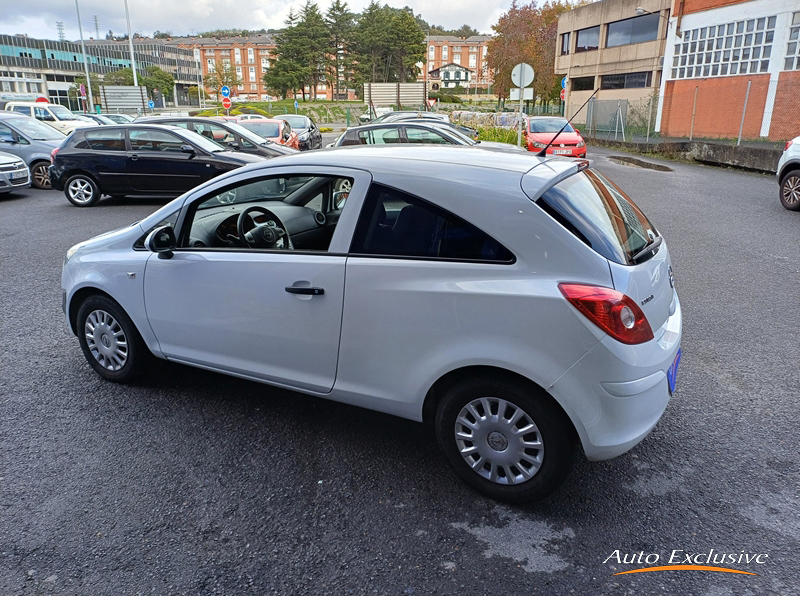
[558,283,654,345]
[787,141,794,151]
[50,147,59,163]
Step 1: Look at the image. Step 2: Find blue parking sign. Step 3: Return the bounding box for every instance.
[294,100,298,109]
[221,86,231,98]
[148,100,155,109]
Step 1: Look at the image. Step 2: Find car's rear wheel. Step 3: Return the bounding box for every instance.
[65,174,100,207]
[30,161,52,189]
[76,295,149,383]
[780,171,800,211]
[435,376,576,503]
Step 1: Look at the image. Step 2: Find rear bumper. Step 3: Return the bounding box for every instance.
[48,165,64,191]
[550,294,682,461]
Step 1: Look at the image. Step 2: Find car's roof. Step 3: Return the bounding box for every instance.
[75,123,187,132]
[0,112,29,120]
[348,121,456,132]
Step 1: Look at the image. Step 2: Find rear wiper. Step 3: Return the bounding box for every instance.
[630,235,663,264]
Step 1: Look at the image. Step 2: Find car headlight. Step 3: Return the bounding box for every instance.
[532,141,546,149]
[64,242,84,265]
[298,131,309,141]
[577,141,585,148]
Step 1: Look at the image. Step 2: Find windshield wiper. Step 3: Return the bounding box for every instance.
[630,235,662,264]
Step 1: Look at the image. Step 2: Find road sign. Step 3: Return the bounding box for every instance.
[220,86,230,98]
[222,97,232,109]
[560,88,566,101]
[511,63,534,88]
[427,98,436,108]
[148,100,155,109]
[510,88,534,100]
[561,77,568,89]
[294,100,298,109]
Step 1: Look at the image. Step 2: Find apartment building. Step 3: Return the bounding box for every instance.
[422,35,492,90]
[656,0,799,141]
[555,0,672,124]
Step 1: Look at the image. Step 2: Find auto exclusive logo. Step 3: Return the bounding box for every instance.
[604,549,769,576]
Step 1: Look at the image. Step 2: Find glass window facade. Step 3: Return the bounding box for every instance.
[606,13,660,47]
[575,26,600,52]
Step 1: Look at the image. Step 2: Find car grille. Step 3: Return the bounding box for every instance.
[0,163,25,172]
[10,173,29,185]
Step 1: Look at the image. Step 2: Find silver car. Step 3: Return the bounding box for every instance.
[0,112,65,189]
[0,150,31,194]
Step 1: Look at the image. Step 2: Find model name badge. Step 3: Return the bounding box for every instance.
[641,295,655,306]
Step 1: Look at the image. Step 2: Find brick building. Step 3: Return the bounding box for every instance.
[656,0,800,141]
[421,36,492,91]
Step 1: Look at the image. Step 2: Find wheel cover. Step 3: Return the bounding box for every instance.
[67,178,95,204]
[33,164,51,189]
[783,175,800,206]
[337,179,352,193]
[84,309,128,371]
[454,397,544,485]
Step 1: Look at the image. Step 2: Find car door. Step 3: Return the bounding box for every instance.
[127,128,208,193]
[80,128,129,193]
[142,166,371,393]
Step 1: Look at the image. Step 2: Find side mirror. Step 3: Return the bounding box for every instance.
[227,141,240,150]
[181,144,196,155]
[145,225,176,259]
[333,191,348,210]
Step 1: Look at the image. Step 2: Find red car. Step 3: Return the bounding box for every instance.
[525,116,586,158]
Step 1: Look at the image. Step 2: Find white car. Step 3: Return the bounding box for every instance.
[777,136,800,211]
[0,150,31,193]
[62,145,682,502]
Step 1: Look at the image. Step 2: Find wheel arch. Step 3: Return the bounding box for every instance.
[422,365,579,443]
[779,161,800,182]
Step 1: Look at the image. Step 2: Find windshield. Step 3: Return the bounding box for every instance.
[177,129,227,152]
[239,121,281,138]
[529,118,575,134]
[538,168,657,265]
[276,115,306,129]
[8,117,65,140]
[49,105,80,121]
[435,125,476,145]
[218,120,271,146]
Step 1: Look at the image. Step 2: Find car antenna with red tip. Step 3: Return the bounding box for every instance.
[536,89,599,157]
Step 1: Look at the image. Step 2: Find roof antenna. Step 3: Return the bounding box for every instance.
[536,88,599,157]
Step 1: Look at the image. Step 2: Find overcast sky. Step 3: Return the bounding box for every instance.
[0,0,507,42]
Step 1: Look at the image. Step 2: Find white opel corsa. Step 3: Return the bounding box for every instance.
[62,146,682,502]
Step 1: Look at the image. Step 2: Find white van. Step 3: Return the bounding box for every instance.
[3,102,97,134]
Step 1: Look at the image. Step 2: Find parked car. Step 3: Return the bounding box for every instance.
[331,121,525,152]
[272,114,323,151]
[49,124,265,207]
[235,114,268,121]
[525,116,586,158]
[369,110,449,125]
[376,112,478,139]
[135,116,296,159]
[100,113,136,124]
[777,136,800,211]
[0,112,65,189]
[76,113,117,126]
[4,101,98,134]
[359,106,393,123]
[236,118,300,150]
[0,150,30,194]
[61,145,681,503]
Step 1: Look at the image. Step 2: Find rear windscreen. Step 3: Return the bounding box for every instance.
[537,169,657,265]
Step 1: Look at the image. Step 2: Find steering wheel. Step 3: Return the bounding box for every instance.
[236,206,293,249]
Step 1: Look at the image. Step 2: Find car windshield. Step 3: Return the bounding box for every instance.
[435,125,476,145]
[177,129,227,152]
[275,115,306,129]
[529,118,575,133]
[49,105,80,121]
[219,120,272,146]
[7,117,65,140]
[538,168,658,265]
[239,121,281,138]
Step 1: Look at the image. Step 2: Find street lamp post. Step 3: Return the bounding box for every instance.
[124,0,138,86]
[74,0,94,112]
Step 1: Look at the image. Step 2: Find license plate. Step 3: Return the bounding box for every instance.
[553,149,571,154]
[667,348,681,394]
[10,170,27,179]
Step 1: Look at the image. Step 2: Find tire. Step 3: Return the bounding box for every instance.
[30,161,52,190]
[435,376,576,503]
[76,294,150,383]
[779,170,800,211]
[65,174,100,207]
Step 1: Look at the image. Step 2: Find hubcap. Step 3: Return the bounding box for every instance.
[68,178,94,204]
[454,397,544,485]
[84,309,128,371]
[33,164,51,189]
[783,175,800,206]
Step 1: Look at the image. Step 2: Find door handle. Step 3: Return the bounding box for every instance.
[285,286,324,296]
[130,154,139,161]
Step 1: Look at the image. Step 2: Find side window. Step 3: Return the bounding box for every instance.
[194,123,234,144]
[34,107,55,121]
[84,129,126,151]
[170,121,191,130]
[357,128,401,145]
[129,129,185,152]
[12,106,31,116]
[238,136,255,149]
[350,184,514,262]
[405,127,450,144]
[0,123,15,142]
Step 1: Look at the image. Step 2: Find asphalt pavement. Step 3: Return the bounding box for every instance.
[1,146,798,595]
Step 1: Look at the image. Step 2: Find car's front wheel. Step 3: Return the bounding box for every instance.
[435,376,576,503]
[780,170,800,211]
[65,174,100,207]
[30,161,52,189]
[76,294,149,383]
